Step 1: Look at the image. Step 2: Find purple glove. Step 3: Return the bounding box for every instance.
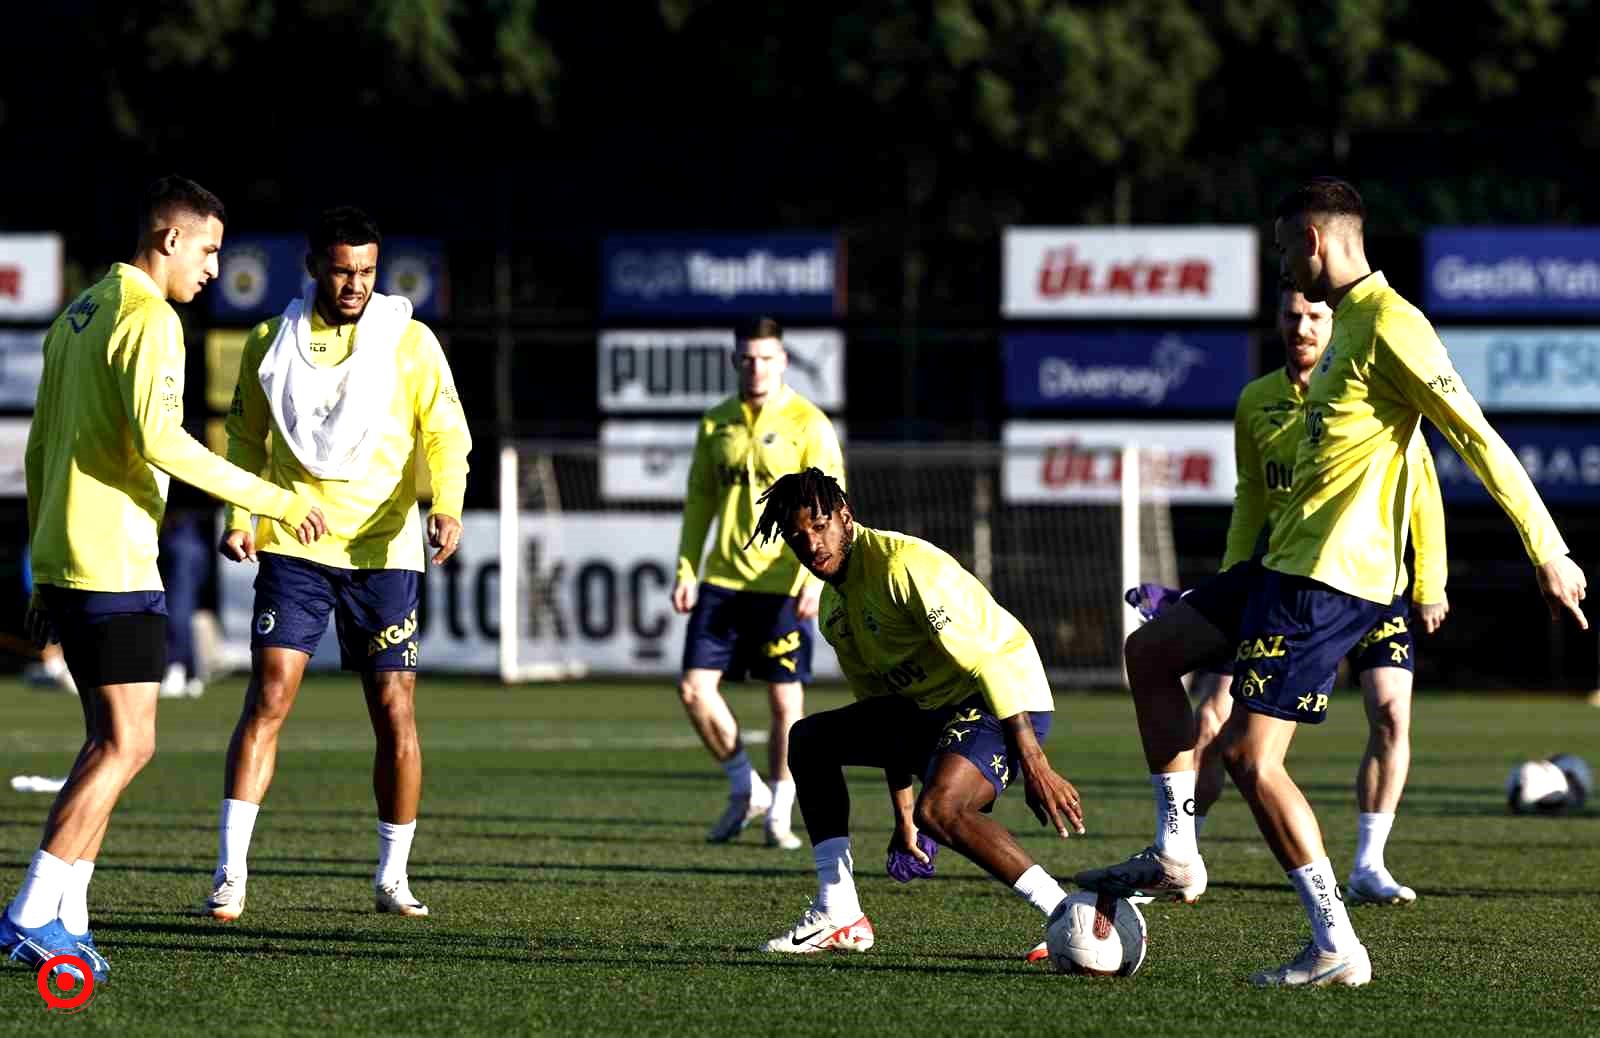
[1124,583,1185,623]
[886,832,939,883]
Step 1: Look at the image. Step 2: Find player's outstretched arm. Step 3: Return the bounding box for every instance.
[1004,713,1084,839]
[884,775,936,882]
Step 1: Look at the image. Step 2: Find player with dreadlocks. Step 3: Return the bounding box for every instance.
[747,468,1085,958]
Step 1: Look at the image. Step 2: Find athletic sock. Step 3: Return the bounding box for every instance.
[721,748,755,798]
[8,849,72,928]
[1151,771,1199,859]
[217,798,260,877]
[1353,812,1394,875]
[376,820,417,887]
[1012,864,1069,917]
[812,836,862,921]
[1288,857,1359,953]
[769,779,796,831]
[57,859,95,935]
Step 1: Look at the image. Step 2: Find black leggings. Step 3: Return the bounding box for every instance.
[787,696,942,844]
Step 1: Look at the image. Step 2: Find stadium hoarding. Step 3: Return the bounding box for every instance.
[600,233,842,317]
[216,511,842,677]
[1424,228,1600,316]
[1441,327,1600,410]
[1427,422,1600,503]
[597,328,845,412]
[1003,329,1251,411]
[211,235,447,321]
[1001,420,1237,504]
[0,233,63,320]
[598,418,847,502]
[0,329,44,409]
[1002,227,1258,318]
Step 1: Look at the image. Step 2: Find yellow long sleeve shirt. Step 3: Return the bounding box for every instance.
[26,263,311,592]
[1223,365,1447,602]
[224,306,471,571]
[1264,272,1560,604]
[676,384,843,596]
[820,526,1054,719]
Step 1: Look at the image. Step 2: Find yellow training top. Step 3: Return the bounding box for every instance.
[224,306,471,571]
[676,384,843,596]
[820,525,1054,719]
[1264,272,1563,604]
[26,263,310,592]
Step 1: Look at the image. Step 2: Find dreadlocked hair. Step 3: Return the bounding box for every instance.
[746,468,849,548]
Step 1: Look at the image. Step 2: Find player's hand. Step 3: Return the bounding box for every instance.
[428,513,463,565]
[1416,596,1449,634]
[24,592,55,649]
[885,826,938,883]
[796,582,823,621]
[1536,555,1588,630]
[1020,752,1086,839]
[220,529,257,563]
[294,507,328,545]
[671,578,697,614]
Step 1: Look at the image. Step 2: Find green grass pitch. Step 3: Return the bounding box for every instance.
[1,678,1596,1035]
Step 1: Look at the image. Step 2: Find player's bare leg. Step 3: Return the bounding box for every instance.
[204,648,309,920]
[1217,708,1370,986]
[364,669,428,915]
[1074,602,1227,902]
[1347,667,1415,905]
[680,667,770,842]
[763,680,803,848]
[1191,672,1235,833]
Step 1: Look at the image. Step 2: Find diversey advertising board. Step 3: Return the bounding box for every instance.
[1427,423,1600,503]
[1003,227,1257,318]
[1442,327,1600,410]
[1004,330,1250,410]
[211,235,447,321]
[1002,421,1236,504]
[1425,228,1600,316]
[601,234,841,317]
[217,511,839,677]
[598,328,845,411]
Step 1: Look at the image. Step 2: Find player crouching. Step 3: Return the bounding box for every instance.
[746,469,1084,954]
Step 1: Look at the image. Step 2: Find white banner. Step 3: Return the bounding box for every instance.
[0,330,44,408]
[0,234,63,320]
[1442,327,1600,410]
[598,328,844,411]
[1002,421,1237,504]
[599,419,847,502]
[217,511,839,678]
[1003,227,1258,318]
[0,418,28,496]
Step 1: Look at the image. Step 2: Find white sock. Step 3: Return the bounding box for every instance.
[8,849,72,928]
[1151,771,1199,859]
[812,836,862,921]
[217,798,260,877]
[376,820,417,886]
[57,859,94,935]
[1288,857,1359,953]
[1011,864,1069,917]
[1194,814,1208,838]
[769,779,796,830]
[42,654,69,678]
[721,748,755,798]
[1353,812,1394,875]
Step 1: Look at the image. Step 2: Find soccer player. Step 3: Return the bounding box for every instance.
[1186,284,1450,906]
[747,469,1084,954]
[1076,178,1586,987]
[202,206,471,921]
[2,176,326,981]
[672,318,844,849]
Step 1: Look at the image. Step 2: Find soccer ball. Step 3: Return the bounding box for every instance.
[1547,753,1593,810]
[1045,892,1147,977]
[1505,760,1571,814]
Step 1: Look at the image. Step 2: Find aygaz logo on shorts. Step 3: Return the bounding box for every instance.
[368,610,419,656]
[255,609,277,635]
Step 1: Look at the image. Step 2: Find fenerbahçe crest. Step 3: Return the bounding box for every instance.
[255,609,277,636]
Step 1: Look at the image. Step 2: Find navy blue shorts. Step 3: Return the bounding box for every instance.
[251,553,419,673]
[1180,561,1257,674]
[1349,597,1415,674]
[682,583,813,683]
[39,586,168,687]
[928,695,1053,799]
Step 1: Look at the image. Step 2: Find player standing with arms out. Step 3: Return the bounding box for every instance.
[1186,284,1449,906]
[748,469,1084,954]
[672,318,844,849]
[202,207,470,921]
[1077,178,1585,987]
[2,176,326,981]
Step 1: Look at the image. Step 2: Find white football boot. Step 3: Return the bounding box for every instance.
[762,905,875,954]
[203,869,247,921]
[1344,868,1417,906]
[375,878,430,916]
[706,785,772,844]
[1250,941,1372,987]
[1073,846,1207,904]
[764,821,803,850]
